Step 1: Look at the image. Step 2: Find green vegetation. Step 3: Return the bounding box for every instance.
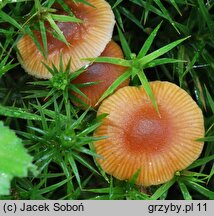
[0,121,36,195]
[0,0,214,200]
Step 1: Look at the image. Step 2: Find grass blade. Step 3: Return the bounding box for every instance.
[38,178,70,194]
[178,181,192,200]
[117,24,132,59]
[39,20,48,57]
[55,0,74,16]
[145,58,185,68]
[205,86,214,114]
[119,6,145,31]
[169,0,182,16]
[137,70,159,114]
[97,69,131,104]
[128,169,141,186]
[46,14,68,45]
[150,178,176,200]
[142,0,153,24]
[0,104,43,121]
[74,0,95,7]
[0,10,22,30]
[154,0,180,33]
[0,53,18,77]
[84,57,131,67]
[197,0,214,34]
[67,154,81,188]
[51,14,82,23]
[138,22,162,59]
[180,42,205,81]
[185,181,214,199]
[139,36,190,66]
[73,154,99,175]
[25,27,46,58]
[188,155,214,170]
[197,136,214,142]
[112,0,124,9]
[114,8,124,31]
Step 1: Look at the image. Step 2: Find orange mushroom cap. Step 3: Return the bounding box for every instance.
[71,40,129,108]
[94,81,205,186]
[17,0,115,79]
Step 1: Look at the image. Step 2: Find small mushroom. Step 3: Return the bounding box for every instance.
[17,0,115,79]
[94,81,205,186]
[71,40,129,108]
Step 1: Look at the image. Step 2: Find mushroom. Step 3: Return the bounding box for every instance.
[71,40,129,108]
[17,0,115,79]
[93,81,205,186]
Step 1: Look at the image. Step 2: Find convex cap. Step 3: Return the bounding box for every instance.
[94,81,205,186]
[71,40,129,108]
[17,0,115,79]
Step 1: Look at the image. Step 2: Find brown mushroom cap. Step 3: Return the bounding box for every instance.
[94,81,205,186]
[71,40,129,108]
[17,0,115,79]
